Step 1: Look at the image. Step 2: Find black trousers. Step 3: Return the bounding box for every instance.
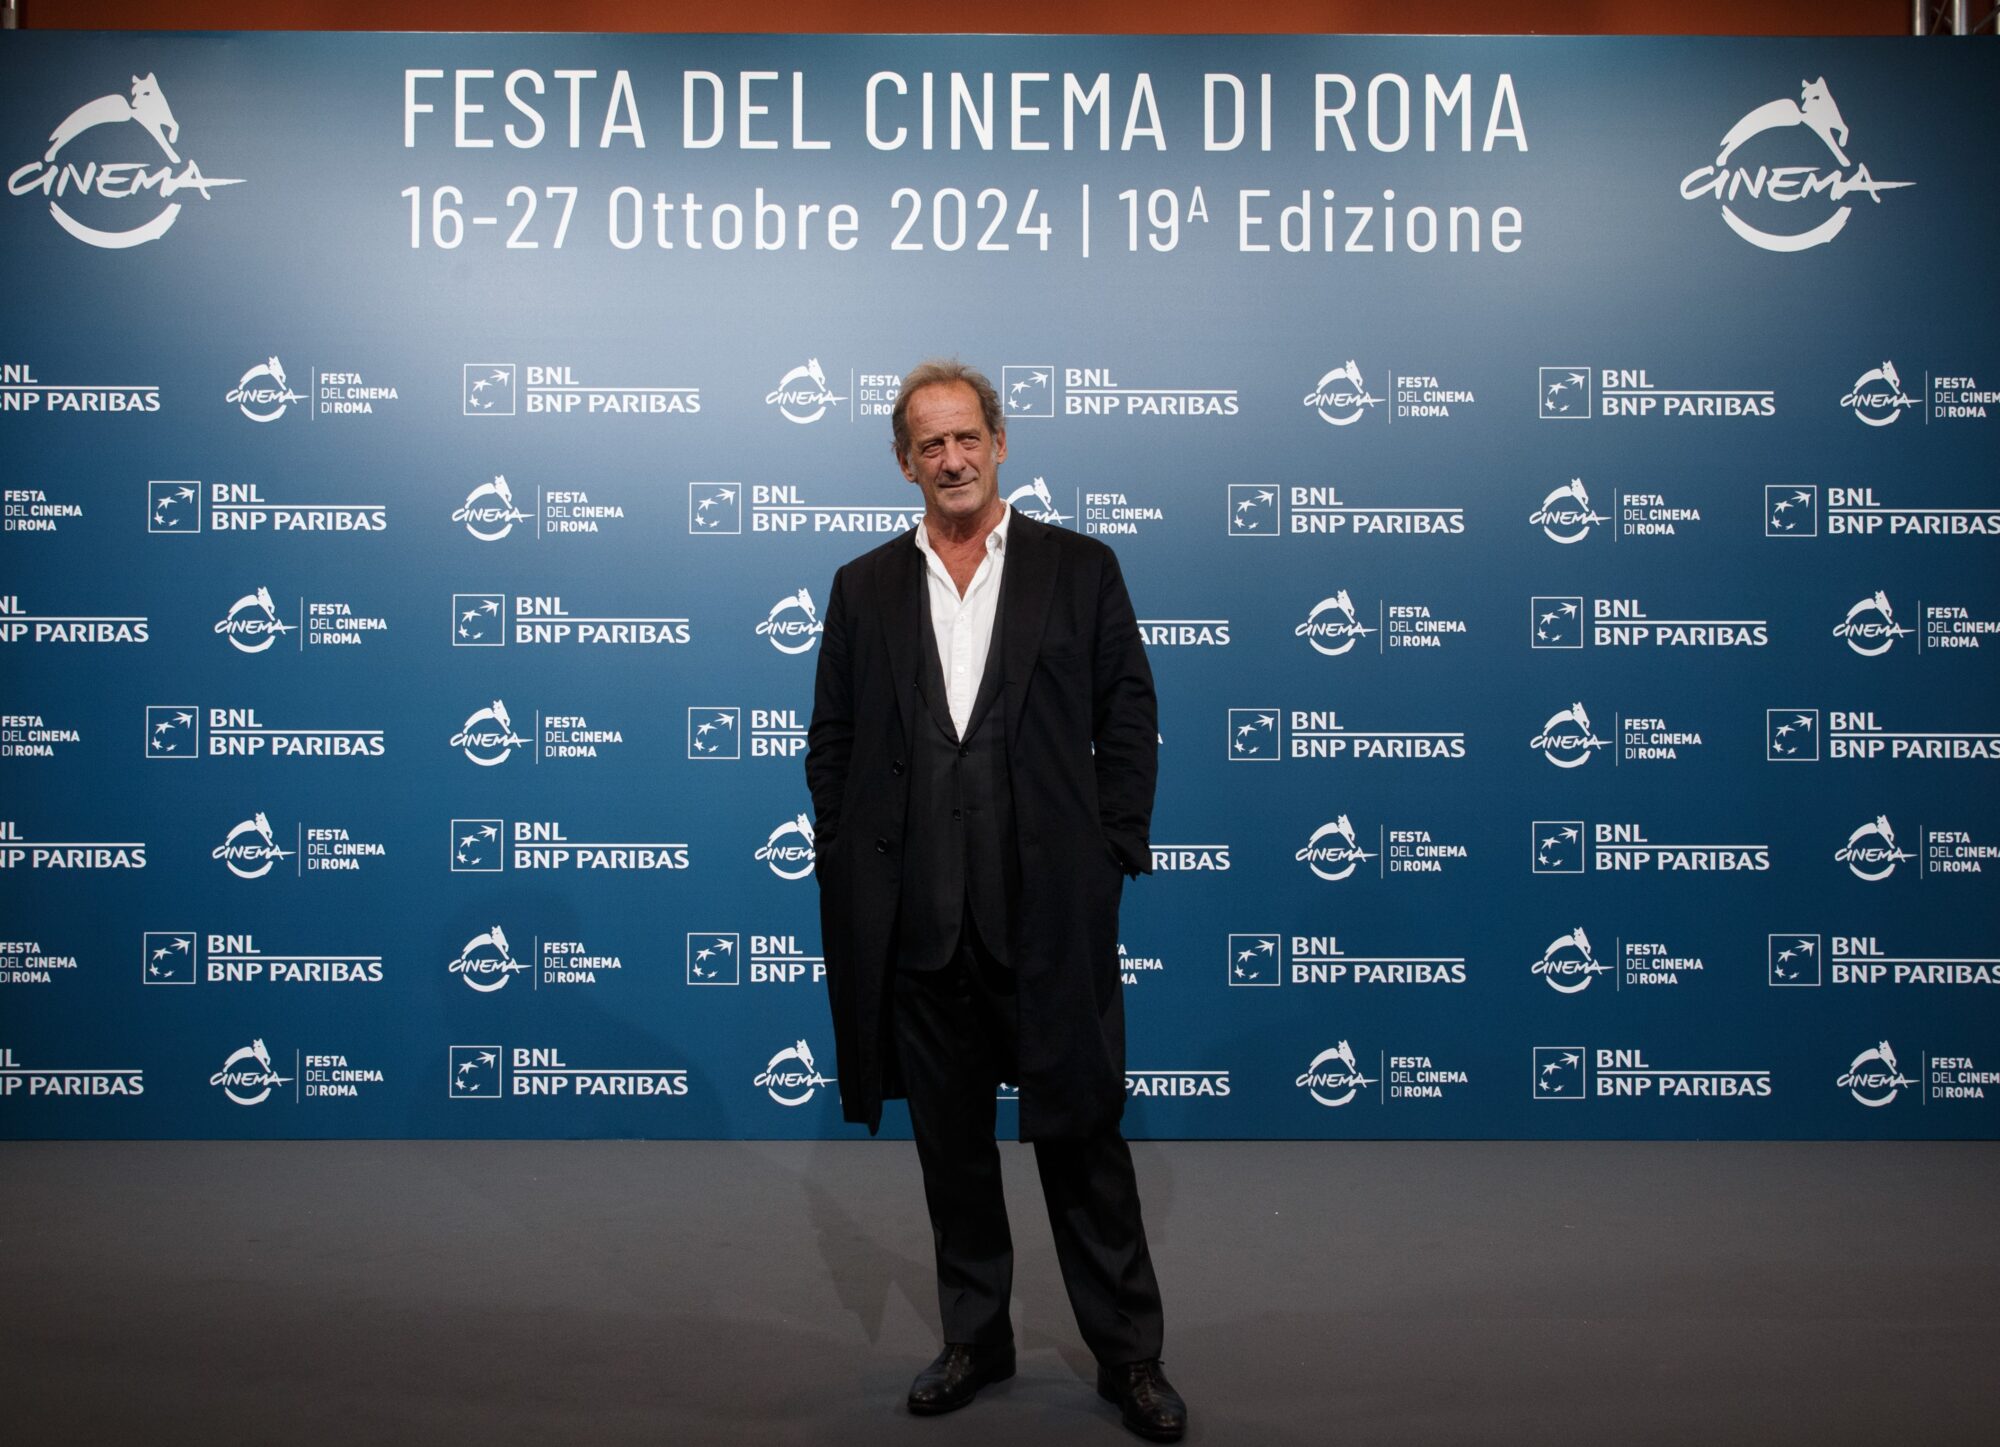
[891,927,1164,1366]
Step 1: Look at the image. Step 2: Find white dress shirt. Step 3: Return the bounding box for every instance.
[912,504,1011,738]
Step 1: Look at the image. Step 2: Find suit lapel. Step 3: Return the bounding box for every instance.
[1000,514,1060,738]
[880,532,925,749]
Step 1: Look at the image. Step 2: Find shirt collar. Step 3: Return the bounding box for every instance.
[915,501,1011,561]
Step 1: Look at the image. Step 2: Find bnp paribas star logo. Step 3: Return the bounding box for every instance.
[1533,1047,1585,1100]
[1226,933,1281,987]
[1226,707,1280,760]
[149,481,202,532]
[1227,484,1279,536]
[1767,708,1819,761]
[450,818,504,872]
[464,364,516,416]
[1766,485,1818,537]
[452,593,505,646]
[1001,365,1053,418]
[1539,368,1591,420]
[1532,820,1584,874]
[687,932,740,985]
[688,482,741,534]
[449,1045,502,1098]
[144,705,199,759]
[1768,933,1822,987]
[142,930,197,984]
[1530,597,1583,649]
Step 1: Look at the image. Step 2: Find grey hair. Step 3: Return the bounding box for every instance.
[891,360,1005,459]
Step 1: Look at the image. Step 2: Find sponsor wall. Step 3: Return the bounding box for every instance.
[1,33,1995,1140]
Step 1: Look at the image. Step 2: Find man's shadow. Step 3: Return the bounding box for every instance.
[801,1132,1179,1386]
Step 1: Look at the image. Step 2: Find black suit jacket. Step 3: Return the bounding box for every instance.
[806,511,1158,1139]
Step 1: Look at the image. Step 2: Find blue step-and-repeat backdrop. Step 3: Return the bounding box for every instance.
[2,32,1995,1139]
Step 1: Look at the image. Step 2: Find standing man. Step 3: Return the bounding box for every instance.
[806,361,1186,1442]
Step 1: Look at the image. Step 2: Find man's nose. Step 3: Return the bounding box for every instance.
[939,441,969,474]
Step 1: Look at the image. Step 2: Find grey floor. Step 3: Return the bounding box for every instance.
[3,1140,1996,1446]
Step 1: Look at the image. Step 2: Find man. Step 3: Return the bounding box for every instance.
[806,361,1186,1442]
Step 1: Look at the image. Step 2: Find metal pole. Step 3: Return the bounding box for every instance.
[1,0,20,31]
[1954,0,1969,33]
[1914,0,1928,35]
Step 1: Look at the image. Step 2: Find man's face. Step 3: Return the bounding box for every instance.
[898,381,1006,528]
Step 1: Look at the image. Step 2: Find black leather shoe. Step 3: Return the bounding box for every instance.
[1096,1359,1187,1442]
[907,1342,1016,1416]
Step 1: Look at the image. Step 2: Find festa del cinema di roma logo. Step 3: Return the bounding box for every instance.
[10,73,243,248]
[1679,77,1910,253]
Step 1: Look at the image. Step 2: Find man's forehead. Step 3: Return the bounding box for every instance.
[907,381,989,433]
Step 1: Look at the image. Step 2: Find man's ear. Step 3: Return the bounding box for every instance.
[894,442,917,484]
[993,429,1007,465]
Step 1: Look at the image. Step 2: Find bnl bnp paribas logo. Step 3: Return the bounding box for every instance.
[1001,363,1238,419]
[462,363,699,416]
[9,72,244,248]
[1679,77,1911,252]
[1535,1047,1771,1100]
[1539,366,1774,420]
[1530,597,1766,650]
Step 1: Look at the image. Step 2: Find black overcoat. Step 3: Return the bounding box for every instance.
[805,512,1158,1140]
